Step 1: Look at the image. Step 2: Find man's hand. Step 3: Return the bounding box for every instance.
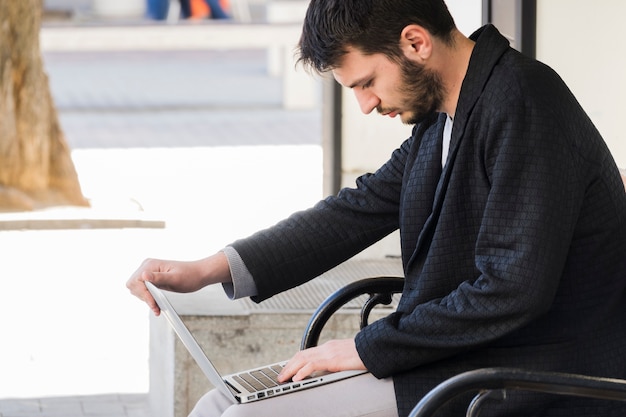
[126,253,231,316]
[277,339,366,383]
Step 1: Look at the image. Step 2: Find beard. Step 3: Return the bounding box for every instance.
[379,56,446,125]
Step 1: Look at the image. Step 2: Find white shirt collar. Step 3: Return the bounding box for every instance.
[442,114,453,168]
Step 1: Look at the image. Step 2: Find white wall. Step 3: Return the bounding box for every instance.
[535,0,626,167]
[446,0,484,37]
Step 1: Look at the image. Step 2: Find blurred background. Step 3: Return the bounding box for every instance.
[2,0,323,402]
[1,1,624,415]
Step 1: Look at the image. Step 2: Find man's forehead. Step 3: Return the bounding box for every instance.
[332,68,364,89]
[332,48,387,88]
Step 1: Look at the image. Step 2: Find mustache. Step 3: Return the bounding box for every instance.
[376,105,395,115]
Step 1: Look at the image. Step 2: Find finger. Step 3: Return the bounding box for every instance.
[129,270,161,316]
[278,350,319,382]
[277,352,306,382]
[292,362,317,382]
[140,272,162,316]
[277,361,298,383]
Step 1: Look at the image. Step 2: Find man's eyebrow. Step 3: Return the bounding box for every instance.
[347,76,371,89]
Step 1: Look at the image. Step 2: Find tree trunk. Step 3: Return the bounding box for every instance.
[0,0,88,211]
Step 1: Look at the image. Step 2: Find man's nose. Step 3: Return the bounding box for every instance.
[353,89,379,115]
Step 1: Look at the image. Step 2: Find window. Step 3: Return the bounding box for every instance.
[482,0,536,58]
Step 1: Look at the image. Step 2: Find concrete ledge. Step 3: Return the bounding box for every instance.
[0,217,164,230]
[40,22,317,110]
[40,23,303,52]
[0,200,165,230]
[149,258,403,417]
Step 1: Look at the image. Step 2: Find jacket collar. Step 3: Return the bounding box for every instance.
[406,25,512,267]
[454,24,511,134]
[441,24,511,181]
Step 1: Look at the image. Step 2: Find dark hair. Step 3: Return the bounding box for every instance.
[296,0,456,73]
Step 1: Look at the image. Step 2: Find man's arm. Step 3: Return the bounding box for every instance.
[126,252,232,315]
[230,134,416,302]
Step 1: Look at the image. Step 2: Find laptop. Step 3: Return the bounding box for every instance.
[145,281,367,404]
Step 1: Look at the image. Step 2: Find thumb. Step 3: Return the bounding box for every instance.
[141,270,156,284]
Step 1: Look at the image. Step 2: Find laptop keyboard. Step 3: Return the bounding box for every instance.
[231,364,285,392]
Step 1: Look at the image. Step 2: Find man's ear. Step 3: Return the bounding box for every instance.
[400,24,433,62]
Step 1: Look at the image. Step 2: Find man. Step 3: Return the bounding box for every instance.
[127,0,626,416]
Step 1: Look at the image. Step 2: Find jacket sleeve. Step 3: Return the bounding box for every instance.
[230,135,415,302]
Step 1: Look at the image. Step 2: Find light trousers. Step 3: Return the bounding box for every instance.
[189,373,398,417]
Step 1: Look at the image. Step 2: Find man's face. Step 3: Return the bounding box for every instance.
[396,55,445,124]
[332,47,445,125]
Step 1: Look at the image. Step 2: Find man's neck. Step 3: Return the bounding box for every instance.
[436,30,475,118]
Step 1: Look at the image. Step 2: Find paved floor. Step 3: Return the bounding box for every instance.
[0,13,322,417]
[0,394,149,417]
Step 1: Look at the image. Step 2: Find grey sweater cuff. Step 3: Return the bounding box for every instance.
[221,246,258,299]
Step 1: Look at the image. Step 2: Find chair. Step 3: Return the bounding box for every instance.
[300,276,404,349]
[409,368,626,417]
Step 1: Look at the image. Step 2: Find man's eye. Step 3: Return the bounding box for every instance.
[362,80,372,89]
